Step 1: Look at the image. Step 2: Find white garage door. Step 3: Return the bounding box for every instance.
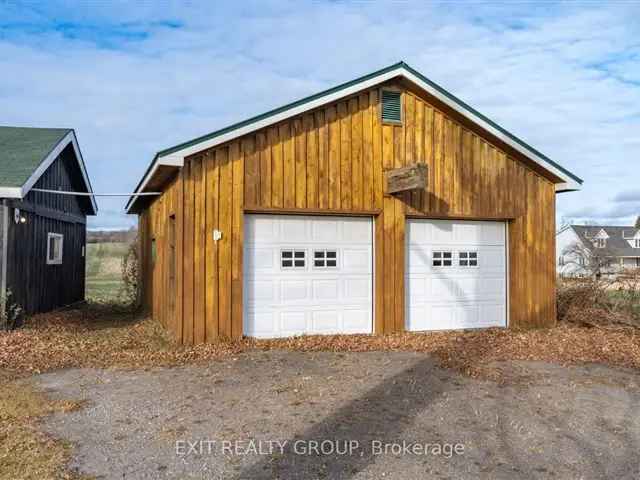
[406,219,507,331]
[244,214,373,338]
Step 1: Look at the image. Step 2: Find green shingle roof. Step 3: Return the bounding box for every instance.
[0,126,71,188]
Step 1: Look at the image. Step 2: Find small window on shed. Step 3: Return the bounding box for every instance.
[151,238,157,264]
[381,90,402,124]
[47,233,64,265]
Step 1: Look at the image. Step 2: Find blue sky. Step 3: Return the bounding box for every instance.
[1,1,639,230]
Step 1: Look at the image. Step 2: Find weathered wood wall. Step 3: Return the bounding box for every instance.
[4,145,89,317]
[6,211,86,316]
[139,82,557,343]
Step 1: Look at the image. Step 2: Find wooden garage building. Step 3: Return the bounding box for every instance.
[0,127,96,324]
[127,62,582,344]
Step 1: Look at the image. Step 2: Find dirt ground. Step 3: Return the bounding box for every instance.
[36,351,640,480]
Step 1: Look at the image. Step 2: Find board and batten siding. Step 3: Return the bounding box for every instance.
[139,83,557,344]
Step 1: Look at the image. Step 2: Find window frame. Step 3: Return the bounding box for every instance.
[432,250,453,268]
[312,249,339,269]
[280,249,306,270]
[46,232,64,265]
[458,251,479,268]
[595,238,606,248]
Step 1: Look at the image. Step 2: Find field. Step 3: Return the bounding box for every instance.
[85,242,130,303]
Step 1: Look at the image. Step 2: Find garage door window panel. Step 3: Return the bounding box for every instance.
[433,251,453,267]
[281,249,306,269]
[314,249,338,268]
[459,251,478,267]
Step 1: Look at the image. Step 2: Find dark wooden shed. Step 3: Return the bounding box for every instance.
[0,127,96,325]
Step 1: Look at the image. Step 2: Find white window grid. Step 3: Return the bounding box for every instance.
[313,249,338,269]
[459,251,479,267]
[432,251,453,267]
[280,249,306,269]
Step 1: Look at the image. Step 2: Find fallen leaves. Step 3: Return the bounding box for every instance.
[1,303,639,381]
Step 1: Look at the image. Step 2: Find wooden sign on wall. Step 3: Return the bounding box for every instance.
[385,163,428,194]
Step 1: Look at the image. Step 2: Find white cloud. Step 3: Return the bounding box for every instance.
[0,1,638,229]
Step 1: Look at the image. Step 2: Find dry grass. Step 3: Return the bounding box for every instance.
[0,377,85,480]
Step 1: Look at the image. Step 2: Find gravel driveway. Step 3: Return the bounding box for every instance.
[37,351,640,479]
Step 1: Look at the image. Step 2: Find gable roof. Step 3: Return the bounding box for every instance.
[126,61,583,213]
[571,225,640,257]
[0,126,97,213]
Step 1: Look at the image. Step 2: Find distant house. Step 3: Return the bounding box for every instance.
[557,222,640,277]
[0,127,96,325]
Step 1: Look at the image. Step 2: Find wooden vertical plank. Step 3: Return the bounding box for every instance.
[394,198,405,333]
[371,90,383,210]
[338,101,352,210]
[432,111,444,214]
[361,92,373,210]
[174,168,184,343]
[294,118,307,208]
[393,124,406,205]
[258,131,271,208]
[374,213,384,334]
[382,124,394,170]
[230,141,244,339]
[281,122,295,208]
[442,119,453,214]
[382,197,395,333]
[413,98,424,211]
[305,114,318,209]
[327,106,340,209]
[461,129,472,215]
[453,123,463,215]
[243,135,259,208]
[193,156,206,344]
[205,150,219,342]
[423,105,434,213]
[182,160,194,345]
[350,97,363,210]
[316,110,329,210]
[270,126,283,208]
[218,146,233,338]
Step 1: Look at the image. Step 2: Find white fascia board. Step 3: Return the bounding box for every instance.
[128,65,581,212]
[126,154,180,211]
[0,187,22,197]
[18,131,98,213]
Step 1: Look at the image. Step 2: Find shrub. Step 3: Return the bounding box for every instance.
[0,290,24,330]
[120,237,140,308]
[557,274,640,327]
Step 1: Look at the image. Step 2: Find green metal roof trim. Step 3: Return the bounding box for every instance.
[0,126,71,187]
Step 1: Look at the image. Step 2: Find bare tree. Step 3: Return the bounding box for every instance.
[560,241,613,279]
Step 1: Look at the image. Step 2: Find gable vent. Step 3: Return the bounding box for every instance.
[381,90,402,123]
